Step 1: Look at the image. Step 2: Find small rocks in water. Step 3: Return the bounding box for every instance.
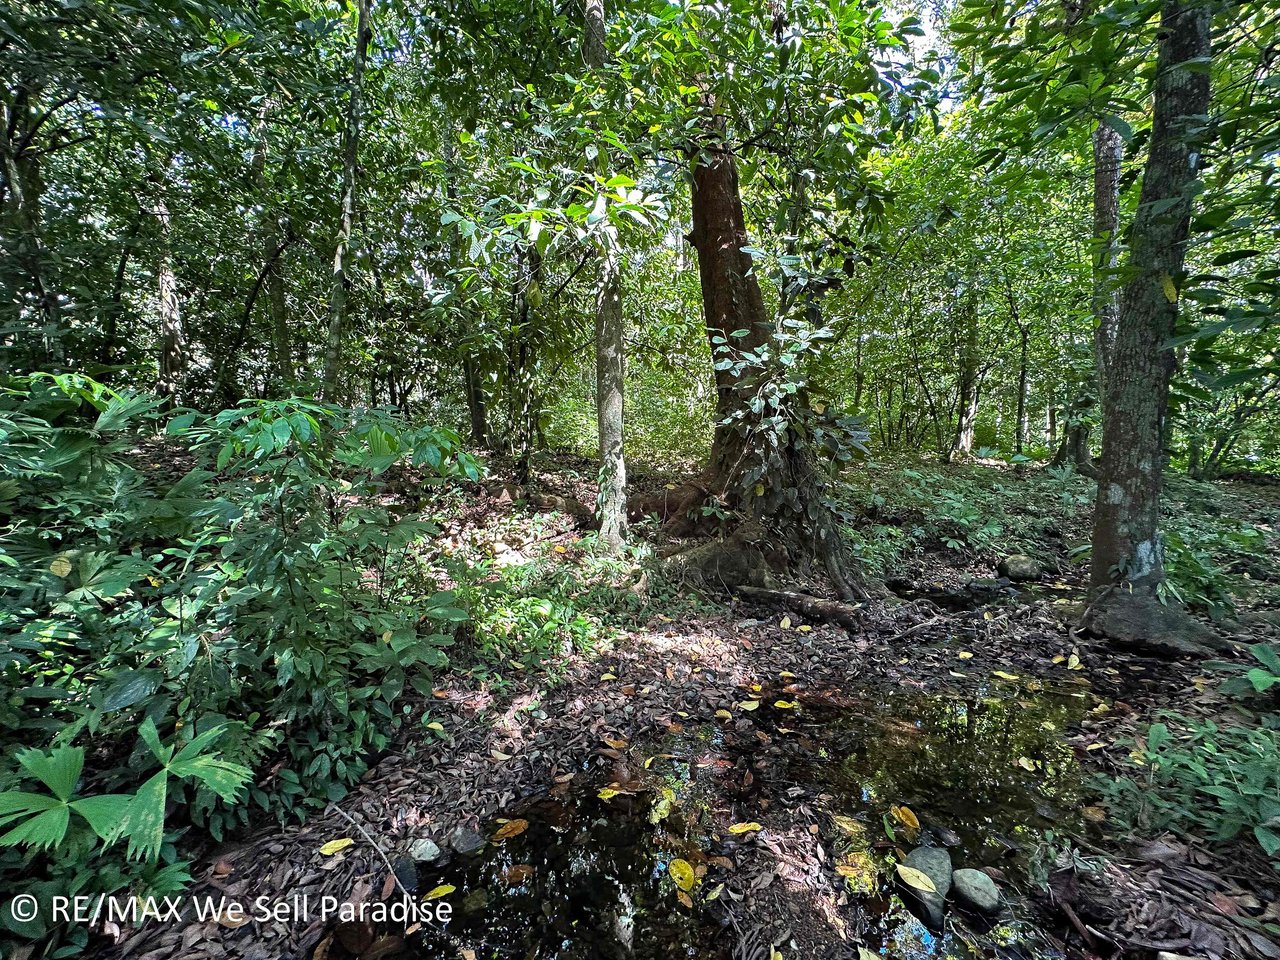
[391,857,418,894]
[449,827,487,856]
[903,846,953,930]
[409,837,442,863]
[997,554,1043,581]
[461,888,490,915]
[924,824,962,848]
[952,867,1001,915]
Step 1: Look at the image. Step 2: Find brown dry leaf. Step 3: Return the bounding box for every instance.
[602,736,628,749]
[500,864,534,886]
[492,818,530,841]
[490,749,513,762]
[380,871,397,899]
[677,890,694,909]
[212,860,235,876]
[1081,806,1107,823]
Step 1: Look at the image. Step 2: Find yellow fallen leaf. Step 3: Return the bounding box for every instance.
[664,483,677,490]
[728,822,763,834]
[553,545,567,553]
[669,858,696,891]
[774,700,797,709]
[891,805,920,831]
[780,616,792,629]
[705,882,724,901]
[715,709,733,720]
[797,625,812,632]
[426,721,445,732]
[598,787,621,800]
[831,815,862,835]
[993,670,1020,681]
[319,838,354,856]
[424,884,455,899]
[739,701,760,712]
[492,818,529,841]
[896,864,938,893]
[1017,756,1036,770]
[1052,654,1066,664]
[600,673,617,681]
[49,555,72,578]
[957,651,973,660]
[779,671,796,679]
[1068,654,1083,670]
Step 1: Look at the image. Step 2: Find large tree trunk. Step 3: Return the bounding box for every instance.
[686,122,859,600]
[1085,0,1220,654]
[1093,118,1123,388]
[320,0,371,400]
[585,0,628,554]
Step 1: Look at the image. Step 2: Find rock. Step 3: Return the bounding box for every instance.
[391,857,418,894]
[997,555,1043,581]
[449,827,486,856]
[408,837,442,863]
[461,888,490,915]
[952,868,1001,915]
[902,846,952,930]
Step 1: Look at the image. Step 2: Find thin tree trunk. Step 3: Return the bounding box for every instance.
[585,0,627,553]
[320,0,371,400]
[951,304,980,459]
[1086,0,1218,654]
[151,165,184,401]
[1093,118,1123,391]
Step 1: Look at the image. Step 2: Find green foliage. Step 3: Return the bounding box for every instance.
[1102,716,1280,866]
[1210,644,1280,702]
[0,374,476,949]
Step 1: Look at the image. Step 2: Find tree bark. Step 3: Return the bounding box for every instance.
[320,0,371,400]
[951,302,981,459]
[585,0,628,554]
[1092,118,1123,390]
[686,117,859,600]
[1085,0,1220,654]
[151,165,185,402]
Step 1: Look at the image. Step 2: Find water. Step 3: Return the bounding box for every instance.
[405,682,1088,960]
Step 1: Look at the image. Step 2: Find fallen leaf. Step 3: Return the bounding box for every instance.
[600,673,617,682]
[739,701,761,712]
[831,815,862,835]
[49,555,72,578]
[491,749,512,761]
[705,883,724,901]
[500,864,534,885]
[774,700,797,709]
[1016,757,1036,771]
[780,616,792,629]
[993,670,1020,681]
[728,822,764,835]
[669,858,696,891]
[423,884,455,900]
[677,890,694,908]
[715,709,733,720]
[492,819,529,841]
[957,651,973,660]
[896,864,938,893]
[319,838,355,856]
[891,805,920,832]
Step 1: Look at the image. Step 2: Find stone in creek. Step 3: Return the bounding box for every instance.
[952,867,1001,915]
[902,846,953,930]
[997,555,1043,581]
[461,888,490,915]
[409,837,442,863]
[449,826,487,856]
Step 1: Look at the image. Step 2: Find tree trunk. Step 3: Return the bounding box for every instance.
[151,165,185,402]
[1,89,61,367]
[585,0,628,554]
[1085,0,1219,654]
[951,305,980,460]
[320,0,371,400]
[1093,118,1123,391]
[686,119,859,600]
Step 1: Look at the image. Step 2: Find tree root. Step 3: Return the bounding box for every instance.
[736,585,864,632]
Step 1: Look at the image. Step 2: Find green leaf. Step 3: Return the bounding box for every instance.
[0,806,70,851]
[69,794,133,841]
[122,772,167,862]
[15,746,83,802]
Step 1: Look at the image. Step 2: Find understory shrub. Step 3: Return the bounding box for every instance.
[0,374,477,950]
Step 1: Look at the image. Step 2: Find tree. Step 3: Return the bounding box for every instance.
[584,0,628,555]
[320,0,372,400]
[1084,0,1219,652]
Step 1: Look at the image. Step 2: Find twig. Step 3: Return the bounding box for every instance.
[326,803,414,903]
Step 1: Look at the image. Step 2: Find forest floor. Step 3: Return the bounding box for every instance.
[103,460,1280,960]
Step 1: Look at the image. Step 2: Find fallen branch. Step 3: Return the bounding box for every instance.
[736,585,864,632]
